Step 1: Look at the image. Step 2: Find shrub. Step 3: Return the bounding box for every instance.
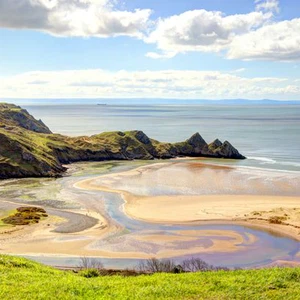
[79,268,100,278]
[182,258,229,272]
[138,258,176,273]
[268,216,287,224]
[137,257,228,274]
[182,258,213,272]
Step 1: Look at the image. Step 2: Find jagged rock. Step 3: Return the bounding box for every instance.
[209,139,223,150]
[0,103,51,133]
[117,131,125,137]
[133,130,151,145]
[187,132,207,148]
[214,141,245,159]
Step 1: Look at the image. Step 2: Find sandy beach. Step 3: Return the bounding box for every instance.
[75,161,300,241]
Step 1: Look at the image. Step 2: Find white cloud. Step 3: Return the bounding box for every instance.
[1,0,299,63]
[0,0,152,38]
[1,69,299,100]
[255,0,279,13]
[143,0,300,62]
[145,51,176,59]
[231,68,247,73]
[145,9,270,57]
[227,18,300,61]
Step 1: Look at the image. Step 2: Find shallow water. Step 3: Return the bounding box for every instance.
[94,161,300,197]
[78,188,299,268]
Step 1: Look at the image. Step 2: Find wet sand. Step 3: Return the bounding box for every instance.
[75,161,300,241]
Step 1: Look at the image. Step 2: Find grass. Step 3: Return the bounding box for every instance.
[0,255,300,299]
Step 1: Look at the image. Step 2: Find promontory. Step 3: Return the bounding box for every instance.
[0,103,245,179]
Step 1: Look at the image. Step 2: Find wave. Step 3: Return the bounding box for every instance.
[234,165,300,176]
[248,156,300,168]
[248,157,276,164]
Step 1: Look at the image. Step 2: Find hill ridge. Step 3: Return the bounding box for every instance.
[0,103,245,179]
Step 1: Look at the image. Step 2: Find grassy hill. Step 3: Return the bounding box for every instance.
[0,255,299,299]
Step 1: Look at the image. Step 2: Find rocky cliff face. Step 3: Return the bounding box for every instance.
[0,103,245,179]
[0,103,51,134]
[0,131,65,179]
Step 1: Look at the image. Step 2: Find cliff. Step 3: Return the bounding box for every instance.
[0,103,51,134]
[0,103,245,179]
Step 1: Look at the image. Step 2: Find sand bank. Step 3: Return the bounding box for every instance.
[75,161,300,241]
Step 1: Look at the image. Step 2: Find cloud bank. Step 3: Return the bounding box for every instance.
[0,0,151,38]
[1,69,299,100]
[227,18,300,61]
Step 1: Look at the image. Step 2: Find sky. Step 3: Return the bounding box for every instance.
[0,0,300,100]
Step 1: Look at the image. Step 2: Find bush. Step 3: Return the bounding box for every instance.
[268,216,287,224]
[138,258,176,273]
[137,257,228,274]
[79,268,100,278]
[182,258,213,272]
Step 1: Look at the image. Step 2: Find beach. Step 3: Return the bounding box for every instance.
[75,161,300,241]
[0,159,299,268]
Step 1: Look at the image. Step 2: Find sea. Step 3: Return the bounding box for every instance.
[16,101,300,173]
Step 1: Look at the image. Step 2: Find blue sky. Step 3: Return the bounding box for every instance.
[0,0,299,100]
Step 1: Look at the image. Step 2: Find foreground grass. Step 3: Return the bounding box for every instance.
[0,255,300,299]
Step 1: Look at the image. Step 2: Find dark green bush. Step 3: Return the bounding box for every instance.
[79,268,100,278]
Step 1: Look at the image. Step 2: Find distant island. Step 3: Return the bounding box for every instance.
[0,103,245,179]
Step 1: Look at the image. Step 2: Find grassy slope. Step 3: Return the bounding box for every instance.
[0,127,175,177]
[0,256,300,300]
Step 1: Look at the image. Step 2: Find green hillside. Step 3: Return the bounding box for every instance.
[0,255,299,300]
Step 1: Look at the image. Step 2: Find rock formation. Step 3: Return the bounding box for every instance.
[0,103,51,133]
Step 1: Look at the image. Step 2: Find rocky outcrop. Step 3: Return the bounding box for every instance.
[0,103,51,133]
[187,132,207,149]
[0,103,246,179]
[214,141,245,159]
[173,133,245,159]
[201,138,245,159]
[208,139,223,150]
[133,130,151,145]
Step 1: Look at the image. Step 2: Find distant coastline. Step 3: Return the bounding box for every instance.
[3,98,300,106]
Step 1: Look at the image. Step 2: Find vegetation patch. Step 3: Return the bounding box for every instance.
[1,206,48,226]
[0,255,300,299]
[268,216,288,224]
